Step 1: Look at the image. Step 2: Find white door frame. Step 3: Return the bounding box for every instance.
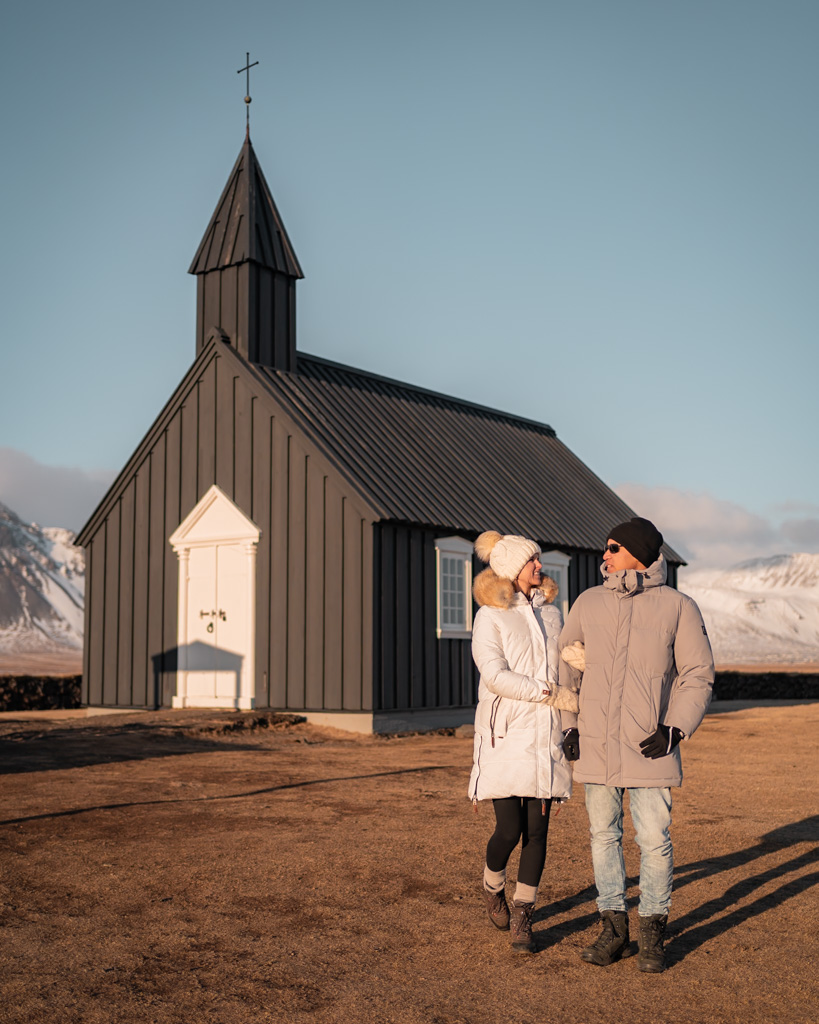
[168,485,261,710]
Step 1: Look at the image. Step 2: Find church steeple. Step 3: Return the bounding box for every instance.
[189,138,304,370]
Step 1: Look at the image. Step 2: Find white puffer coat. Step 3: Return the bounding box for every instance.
[467,569,573,802]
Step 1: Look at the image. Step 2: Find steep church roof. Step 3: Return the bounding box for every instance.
[255,353,684,560]
[189,138,303,277]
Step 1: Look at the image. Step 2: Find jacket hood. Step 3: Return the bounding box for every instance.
[473,566,559,610]
[602,554,667,597]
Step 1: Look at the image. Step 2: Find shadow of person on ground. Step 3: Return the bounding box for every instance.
[0,764,459,827]
[533,815,819,959]
[533,885,602,952]
[667,814,819,963]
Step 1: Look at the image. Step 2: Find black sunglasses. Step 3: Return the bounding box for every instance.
[604,543,622,554]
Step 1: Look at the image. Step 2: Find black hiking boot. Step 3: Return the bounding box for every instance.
[638,914,668,973]
[509,900,536,953]
[483,886,510,930]
[580,910,633,965]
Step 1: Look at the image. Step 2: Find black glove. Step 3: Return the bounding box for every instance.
[639,725,683,759]
[562,728,580,761]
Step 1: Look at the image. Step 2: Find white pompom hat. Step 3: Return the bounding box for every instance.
[474,530,540,581]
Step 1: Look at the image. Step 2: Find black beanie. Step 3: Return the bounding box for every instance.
[608,517,663,568]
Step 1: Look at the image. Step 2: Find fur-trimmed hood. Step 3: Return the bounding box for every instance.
[473,566,559,610]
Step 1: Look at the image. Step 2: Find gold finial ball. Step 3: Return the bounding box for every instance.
[245,95,252,104]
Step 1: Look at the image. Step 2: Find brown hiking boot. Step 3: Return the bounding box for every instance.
[638,914,668,973]
[483,886,510,930]
[580,910,634,965]
[509,900,536,953]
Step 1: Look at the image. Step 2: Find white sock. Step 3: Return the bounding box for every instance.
[483,865,506,892]
[514,882,538,905]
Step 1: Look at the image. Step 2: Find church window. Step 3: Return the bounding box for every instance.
[434,536,474,639]
[539,550,571,619]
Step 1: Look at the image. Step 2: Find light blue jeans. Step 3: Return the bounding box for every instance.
[584,784,673,917]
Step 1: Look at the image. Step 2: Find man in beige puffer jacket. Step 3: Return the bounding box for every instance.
[557,517,714,974]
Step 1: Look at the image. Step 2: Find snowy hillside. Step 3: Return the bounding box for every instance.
[0,501,85,662]
[679,553,819,666]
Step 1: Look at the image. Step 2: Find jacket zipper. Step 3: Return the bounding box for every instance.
[527,601,547,799]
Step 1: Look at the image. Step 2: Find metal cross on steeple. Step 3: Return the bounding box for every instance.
[237,53,259,139]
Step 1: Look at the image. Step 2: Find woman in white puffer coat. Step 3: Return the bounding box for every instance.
[467,530,579,953]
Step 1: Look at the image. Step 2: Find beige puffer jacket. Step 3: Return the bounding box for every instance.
[468,569,575,802]
[558,555,714,787]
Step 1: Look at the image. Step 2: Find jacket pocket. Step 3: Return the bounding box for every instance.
[577,664,605,738]
[477,695,509,745]
[578,697,604,739]
[490,696,511,743]
[622,675,661,744]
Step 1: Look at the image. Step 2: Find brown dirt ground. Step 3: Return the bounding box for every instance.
[0,702,817,1024]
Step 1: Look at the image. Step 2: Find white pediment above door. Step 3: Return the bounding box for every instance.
[169,485,260,551]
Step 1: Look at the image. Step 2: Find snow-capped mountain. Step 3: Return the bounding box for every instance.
[0,501,85,663]
[679,553,819,666]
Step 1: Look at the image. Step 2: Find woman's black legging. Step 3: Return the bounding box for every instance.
[486,796,552,887]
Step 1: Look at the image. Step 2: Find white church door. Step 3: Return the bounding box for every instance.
[169,486,260,710]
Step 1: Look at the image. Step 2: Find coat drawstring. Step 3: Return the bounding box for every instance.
[489,695,501,748]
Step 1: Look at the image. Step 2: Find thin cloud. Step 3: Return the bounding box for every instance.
[780,518,819,547]
[0,448,114,534]
[768,500,819,516]
[614,483,795,571]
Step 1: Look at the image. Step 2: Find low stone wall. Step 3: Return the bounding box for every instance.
[712,671,819,701]
[0,671,815,713]
[0,675,82,712]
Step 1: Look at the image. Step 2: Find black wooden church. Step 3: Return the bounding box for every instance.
[76,132,682,731]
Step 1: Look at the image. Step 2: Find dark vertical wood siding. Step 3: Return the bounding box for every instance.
[196,266,297,371]
[342,503,365,709]
[214,354,234,495]
[269,436,373,712]
[251,396,270,707]
[372,524,479,712]
[117,481,135,704]
[82,347,373,712]
[159,428,177,706]
[303,458,325,707]
[148,435,167,707]
[131,467,150,706]
[267,417,289,706]
[102,504,120,705]
[84,533,105,705]
[323,480,344,706]
[286,435,307,707]
[568,551,601,604]
[81,540,92,704]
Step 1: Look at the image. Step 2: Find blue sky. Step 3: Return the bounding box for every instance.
[1,0,817,569]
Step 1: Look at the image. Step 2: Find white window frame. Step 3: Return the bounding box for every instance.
[540,550,571,620]
[434,536,474,639]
